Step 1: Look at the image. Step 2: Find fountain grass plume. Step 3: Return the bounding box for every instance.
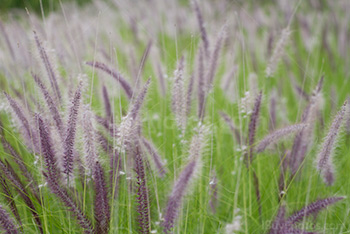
[156,62,166,97]
[286,196,344,225]
[86,61,133,99]
[0,159,43,233]
[206,26,225,91]
[96,131,122,197]
[38,114,93,233]
[256,123,308,153]
[0,204,18,234]
[97,132,112,154]
[0,137,39,201]
[197,46,206,120]
[289,76,324,175]
[95,115,118,137]
[4,92,38,152]
[82,104,98,174]
[137,40,152,81]
[316,101,347,186]
[246,91,263,164]
[188,124,208,161]
[102,85,112,123]
[209,171,218,214]
[162,125,207,233]
[269,92,277,130]
[186,73,194,116]
[346,96,350,135]
[268,204,286,234]
[162,159,197,234]
[114,79,150,160]
[63,81,82,178]
[294,84,310,101]
[130,78,151,121]
[93,161,110,234]
[44,173,94,234]
[33,31,62,103]
[134,142,150,234]
[115,113,135,154]
[142,137,167,177]
[269,197,344,233]
[0,173,21,227]
[36,114,60,182]
[172,56,187,133]
[244,91,263,217]
[32,73,64,138]
[266,26,291,77]
[192,0,209,57]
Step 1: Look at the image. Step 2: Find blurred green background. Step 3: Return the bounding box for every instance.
[0,0,332,16]
[0,0,93,15]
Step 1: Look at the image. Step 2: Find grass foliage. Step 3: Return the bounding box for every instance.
[0,0,350,233]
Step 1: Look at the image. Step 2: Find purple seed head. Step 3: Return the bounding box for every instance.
[192,0,209,57]
[4,92,39,152]
[142,137,167,177]
[162,160,197,234]
[197,46,206,120]
[172,57,187,133]
[206,26,225,91]
[286,196,344,225]
[130,78,151,121]
[269,204,286,234]
[86,61,133,99]
[36,114,60,181]
[33,31,62,103]
[32,73,64,138]
[63,81,82,177]
[133,144,150,234]
[102,85,112,123]
[82,105,98,174]
[316,101,347,186]
[186,73,194,116]
[0,204,19,234]
[245,91,262,164]
[256,123,308,153]
[289,77,324,175]
[93,162,110,234]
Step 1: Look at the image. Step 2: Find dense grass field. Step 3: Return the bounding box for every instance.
[0,0,350,233]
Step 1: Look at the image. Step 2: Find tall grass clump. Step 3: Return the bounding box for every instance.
[0,0,349,233]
